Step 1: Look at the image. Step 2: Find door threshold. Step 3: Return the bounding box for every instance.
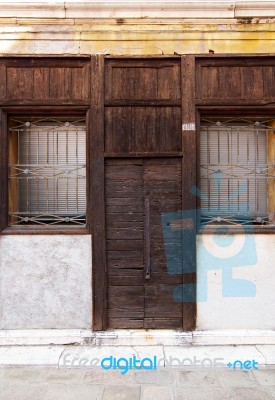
[2,329,275,346]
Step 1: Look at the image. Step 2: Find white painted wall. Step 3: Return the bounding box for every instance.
[0,235,92,329]
[1,233,274,331]
[197,235,275,330]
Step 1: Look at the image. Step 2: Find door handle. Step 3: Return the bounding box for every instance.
[144,194,151,280]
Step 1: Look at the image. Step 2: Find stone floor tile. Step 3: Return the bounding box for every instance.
[0,366,45,382]
[43,383,102,400]
[265,386,275,399]
[253,370,275,386]
[141,386,173,400]
[84,368,133,384]
[1,380,101,400]
[176,369,219,386]
[232,387,273,400]
[43,367,86,383]
[0,366,86,384]
[0,383,48,400]
[216,369,258,387]
[175,387,233,400]
[133,369,174,385]
[102,385,141,400]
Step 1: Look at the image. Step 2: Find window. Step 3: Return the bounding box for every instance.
[8,117,86,227]
[200,117,275,226]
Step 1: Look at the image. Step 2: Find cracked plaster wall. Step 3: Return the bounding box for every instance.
[0,235,92,329]
[197,235,275,330]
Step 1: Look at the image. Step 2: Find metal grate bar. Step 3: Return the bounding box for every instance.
[200,117,275,226]
[8,117,86,226]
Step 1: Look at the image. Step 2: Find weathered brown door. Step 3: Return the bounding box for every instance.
[105,158,183,328]
[90,56,196,330]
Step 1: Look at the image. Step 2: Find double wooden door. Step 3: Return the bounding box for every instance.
[91,56,196,331]
[105,157,185,329]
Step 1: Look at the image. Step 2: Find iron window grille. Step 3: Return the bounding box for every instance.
[200,117,275,226]
[8,117,86,226]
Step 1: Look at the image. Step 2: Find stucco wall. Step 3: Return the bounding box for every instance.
[0,235,92,329]
[0,2,274,56]
[1,233,274,331]
[197,235,275,330]
[0,21,275,55]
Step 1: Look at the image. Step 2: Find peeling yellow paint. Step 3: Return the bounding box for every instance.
[145,335,154,343]
[0,20,275,55]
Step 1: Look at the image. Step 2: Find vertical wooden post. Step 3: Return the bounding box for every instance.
[0,109,8,232]
[181,55,197,331]
[90,55,107,331]
[268,121,275,224]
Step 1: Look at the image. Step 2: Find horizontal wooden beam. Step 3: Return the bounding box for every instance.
[104,152,183,158]
[196,99,275,106]
[105,100,181,107]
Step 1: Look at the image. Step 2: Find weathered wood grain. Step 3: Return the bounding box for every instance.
[181,55,197,331]
[90,55,106,331]
[0,58,90,103]
[105,59,180,101]
[196,57,275,102]
[106,158,184,329]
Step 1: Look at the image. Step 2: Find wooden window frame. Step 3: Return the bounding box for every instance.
[0,106,91,235]
[0,55,106,333]
[196,107,275,234]
[0,56,106,333]
[194,55,275,233]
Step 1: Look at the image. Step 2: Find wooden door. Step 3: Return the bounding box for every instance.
[90,56,196,331]
[105,158,183,329]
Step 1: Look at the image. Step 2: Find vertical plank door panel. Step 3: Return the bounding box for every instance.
[143,158,183,328]
[105,159,144,329]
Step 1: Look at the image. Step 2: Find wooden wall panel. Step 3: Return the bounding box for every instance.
[105,106,181,154]
[196,57,275,104]
[72,66,90,100]
[33,67,50,99]
[49,67,67,99]
[264,66,275,98]
[105,59,181,101]
[111,67,158,100]
[0,65,6,99]
[241,66,264,99]
[0,58,90,103]
[7,67,34,100]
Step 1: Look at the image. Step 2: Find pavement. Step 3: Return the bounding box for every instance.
[2,366,275,400]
